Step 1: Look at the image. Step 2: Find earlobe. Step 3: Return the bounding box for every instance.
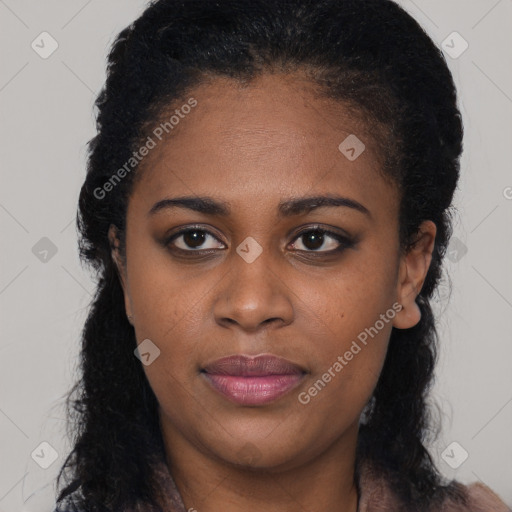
[392,220,436,330]
[392,298,421,329]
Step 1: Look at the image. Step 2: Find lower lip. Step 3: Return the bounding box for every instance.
[202,373,305,405]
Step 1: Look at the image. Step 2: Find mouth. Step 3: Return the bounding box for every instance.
[201,354,307,406]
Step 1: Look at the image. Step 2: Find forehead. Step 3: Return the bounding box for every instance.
[130,72,397,217]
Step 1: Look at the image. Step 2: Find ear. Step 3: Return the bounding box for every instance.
[392,220,436,330]
[108,224,133,323]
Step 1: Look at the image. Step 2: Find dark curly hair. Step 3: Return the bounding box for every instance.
[55,0,467,510]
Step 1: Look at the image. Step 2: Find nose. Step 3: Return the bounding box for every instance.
[213,247,294,333]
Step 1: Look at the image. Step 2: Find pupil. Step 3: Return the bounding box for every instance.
[184,230,205,248]
[304,230,323,250]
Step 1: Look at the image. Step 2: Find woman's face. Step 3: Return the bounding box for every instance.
[111,72,435,471]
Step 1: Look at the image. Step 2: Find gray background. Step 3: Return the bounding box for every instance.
[0,0,511,510]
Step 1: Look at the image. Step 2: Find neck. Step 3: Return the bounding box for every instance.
[160,420,360,512]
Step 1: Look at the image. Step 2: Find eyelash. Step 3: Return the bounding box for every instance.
[163,224,355,257]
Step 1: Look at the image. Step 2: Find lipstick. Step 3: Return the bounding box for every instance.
[201,354,306,406]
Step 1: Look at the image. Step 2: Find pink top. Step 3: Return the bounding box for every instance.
[355,461,511,511]
[145,459,511,512]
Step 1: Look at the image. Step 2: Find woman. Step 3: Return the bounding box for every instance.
[54,0,510,510]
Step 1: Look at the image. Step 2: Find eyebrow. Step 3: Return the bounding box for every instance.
[148,194,371,219]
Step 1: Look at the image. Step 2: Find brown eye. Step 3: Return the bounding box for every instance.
[181,230,207,249]
[290,228,353,253]
[167,228,225,251]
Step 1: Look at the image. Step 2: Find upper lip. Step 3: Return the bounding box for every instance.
[202,354,306,376]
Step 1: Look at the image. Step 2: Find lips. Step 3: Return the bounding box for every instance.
[203,354,305,376]
[201,354,306,406]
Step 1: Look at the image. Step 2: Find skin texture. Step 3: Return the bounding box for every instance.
[109,73,436,512]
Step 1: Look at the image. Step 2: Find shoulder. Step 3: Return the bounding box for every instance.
[356,459,511,512]
[440,481,511,512]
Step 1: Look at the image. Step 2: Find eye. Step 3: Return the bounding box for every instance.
[164,224,354,256]
[289,227,354,253]
[166,227,225,252]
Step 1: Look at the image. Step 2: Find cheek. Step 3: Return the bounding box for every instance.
[296,319,390,444]
[295,256,396,342]
[302,319,391,407]
[126,240,208,341]
[292,263,396,410]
